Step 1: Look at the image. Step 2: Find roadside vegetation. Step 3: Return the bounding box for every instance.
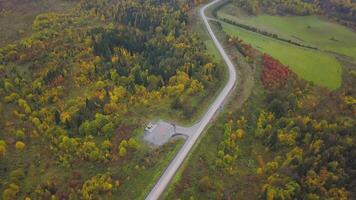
[0,0,225,199]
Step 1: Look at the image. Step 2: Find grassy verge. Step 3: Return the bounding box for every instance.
[112,139,184,200]
[164,46,267,200]
[163,7,256,199]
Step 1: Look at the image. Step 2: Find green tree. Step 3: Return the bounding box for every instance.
[127,138,140,150]
[118,146,127,157]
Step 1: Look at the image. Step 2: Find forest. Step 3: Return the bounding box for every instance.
[0,0,223,199]
[1,0,355,199]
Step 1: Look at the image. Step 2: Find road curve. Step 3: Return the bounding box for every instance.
[145,0,237,199]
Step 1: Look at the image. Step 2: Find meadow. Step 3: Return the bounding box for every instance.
[221,21,342,90]
[218,4,356,59]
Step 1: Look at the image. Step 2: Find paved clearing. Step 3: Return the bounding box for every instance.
[144,121,175,146]
[143,121,199,146]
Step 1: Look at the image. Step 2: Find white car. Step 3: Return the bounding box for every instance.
[145,123,156,132]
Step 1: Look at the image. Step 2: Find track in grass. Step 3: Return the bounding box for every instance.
[221,21,342,90]
[218,4,356,59]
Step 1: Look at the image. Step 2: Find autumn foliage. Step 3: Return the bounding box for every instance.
[261,54,290,89]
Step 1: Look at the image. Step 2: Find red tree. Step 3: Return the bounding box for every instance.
[261,54,290,89]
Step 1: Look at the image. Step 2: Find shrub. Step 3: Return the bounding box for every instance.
[10,169,25,182]
[261,54,290,89]
[198,176,214,192]
[15,141,26,150]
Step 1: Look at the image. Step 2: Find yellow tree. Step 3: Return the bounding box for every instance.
[0,140,6,156]
[15,141,26,151]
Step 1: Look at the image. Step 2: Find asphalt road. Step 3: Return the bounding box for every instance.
[145,0,237,199]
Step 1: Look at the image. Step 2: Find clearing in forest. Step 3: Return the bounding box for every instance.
[218,4,356,58]
[222,21,342,90]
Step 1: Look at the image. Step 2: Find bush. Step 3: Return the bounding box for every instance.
[198,176,214,192]
[15,130,25,140]
[3,183,20,200]
[15,141,26,151]
[171,97,182,110]
[10,169,25,182]
[0,140,6,156]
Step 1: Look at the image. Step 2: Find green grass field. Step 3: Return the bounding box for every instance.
[218,4,356,59]
[113,139,184,200]
[205,40,222,62]
[221,21,342,90]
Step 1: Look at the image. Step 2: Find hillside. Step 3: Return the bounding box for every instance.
[1,0,355,199]
[167,18,356,200]
[0,0,225,199]
[166,1,356,200]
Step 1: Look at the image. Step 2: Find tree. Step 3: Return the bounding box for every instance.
[127,138,140,150]
[0,140,6,157]
[81,173,114,200]
[15,141,25,151]
[109,86,126,103]
[268,99,287,118]
[54,110,61,125]
[118,146,127,157]
[101,140,112,152]
[15,130,25,140]
[262,174,300,200]
[101,122,114,137]
[10,169,25,182]
[81,141,101,161]
[261,54,290,89]
[3,183,20,200]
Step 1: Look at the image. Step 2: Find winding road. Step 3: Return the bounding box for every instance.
[145,0,237,199]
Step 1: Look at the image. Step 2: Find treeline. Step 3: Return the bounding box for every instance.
[218,18,319,50]
[233,0,356,27]
[319,0,356,28]
[233,0,318,15]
